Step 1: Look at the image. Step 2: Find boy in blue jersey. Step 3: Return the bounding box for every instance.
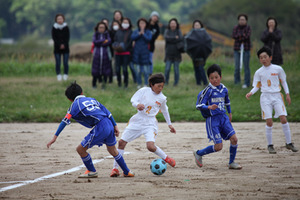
[47,82,134,178]
[194,64,242,169]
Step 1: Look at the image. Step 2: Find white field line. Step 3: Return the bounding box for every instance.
[0,152,131,193]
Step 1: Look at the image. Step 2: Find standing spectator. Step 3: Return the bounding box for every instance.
[91,22,112,89]
[113,10,123,24]
[102,18,114,83]
[109,20,121,83]
[164,18,183,86]
[185,20,212,85]
[261,17,283,65]
[131,18,152,88]
[148,11,160,75]
[113,17,133,88]
[232,14,251,88]
[52,14,70,81]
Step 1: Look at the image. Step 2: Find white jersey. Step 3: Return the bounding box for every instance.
[252,64,289,94]
[130,87,171,125]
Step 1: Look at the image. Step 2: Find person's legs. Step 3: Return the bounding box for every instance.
[198,63,208,85]
[76,144,96,173]
[234,51,241,84]
[123,55,130,87]
[149,52,153,75]
[174,61,180,86]
[164,60,171,85]
[142,65,150,86]
[115,55,122,87]
[62,53,69,75]
[193,61,201,85]
[135,64,142,87]
[243,51,250,87]
[129,61,136,83]
[107,145,131,176]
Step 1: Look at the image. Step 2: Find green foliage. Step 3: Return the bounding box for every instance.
[190,0,300,46]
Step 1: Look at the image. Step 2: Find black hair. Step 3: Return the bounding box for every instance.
[192,20,204,28]
[237,14,248,21]
[257,46,272,58]
[122,17,133,29]
[167,18,180,30]
[113,10,124,22]
[266,17,278,29]
[207,64,222,77]
[94,21,108,32]
[55,13,65,22]
[137,18,149,30]
[148,73,165,87]
[65,81,82,101]
[111,20,121,30]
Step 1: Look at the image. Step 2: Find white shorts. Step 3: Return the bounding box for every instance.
[121,113,158,143]
[260,92,287,119]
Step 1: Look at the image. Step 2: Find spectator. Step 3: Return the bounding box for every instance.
[186,20,212,85]
[113,10,123,24]
[113,17,133,88]
[131,18,152,88]
[261,17,283,65]
[164,18,183,86]
[148,11,160,75]
[232,14,251,88]
[91,22,112,89]
[52,14,70,81]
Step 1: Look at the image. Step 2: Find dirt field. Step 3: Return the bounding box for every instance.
[0,122,299,200]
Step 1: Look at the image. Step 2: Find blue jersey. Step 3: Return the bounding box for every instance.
[196,83,231,118]
[62,95,112,128]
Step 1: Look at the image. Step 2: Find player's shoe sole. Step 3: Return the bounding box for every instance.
[228,162,242,170]
[268,145,276,154]
[78,170,98,178]
[110,168,120,177]
[123,170,135,177]
[286,143,298,152]
[193,150,203,168]
[164,156,176,167]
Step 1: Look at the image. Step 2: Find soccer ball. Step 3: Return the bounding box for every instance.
[150,158,167,175]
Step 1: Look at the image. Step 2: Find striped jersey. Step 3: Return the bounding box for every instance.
[196,83,231,118]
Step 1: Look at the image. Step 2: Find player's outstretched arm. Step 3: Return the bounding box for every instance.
[47,135,58,148]
[168,125,176,134]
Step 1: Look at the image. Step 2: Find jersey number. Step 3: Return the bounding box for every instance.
[82,100,100,111]
[146,106,152,114]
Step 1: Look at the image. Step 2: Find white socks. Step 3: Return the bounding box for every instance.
[265,125,273,145]
[154,146,167,160]
[282,122,291,144]
[266,123,292,145]
[113,149,124,169]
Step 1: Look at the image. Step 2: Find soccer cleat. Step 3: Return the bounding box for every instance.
[164,156,176,167]
[193,151,203,168]
[268,145,277,154]
[286,143,299,152]
[123,170,135,177]
[110,168,120,177]
[228,162,242,170]
[78,170,98,178]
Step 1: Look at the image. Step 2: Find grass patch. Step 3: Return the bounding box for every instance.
[0,47,299,123]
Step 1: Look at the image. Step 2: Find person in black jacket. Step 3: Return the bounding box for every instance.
[261,17,283,65]
[52,14,70,81]
[148,11,160,75]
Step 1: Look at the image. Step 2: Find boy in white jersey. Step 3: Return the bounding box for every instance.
[246,46,298,154]
[110,73,176,177]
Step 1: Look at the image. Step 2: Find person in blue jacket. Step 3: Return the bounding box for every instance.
[131,18,152,88]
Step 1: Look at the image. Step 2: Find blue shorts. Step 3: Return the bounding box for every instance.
[81,117,117,149]
[205,114,235,144]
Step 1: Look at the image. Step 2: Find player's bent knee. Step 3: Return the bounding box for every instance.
[146,143,156,152]
[118,140,127,149]
[214,143,223,151]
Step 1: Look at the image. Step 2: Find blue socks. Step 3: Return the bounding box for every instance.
[81,153,96,172]
[114,153,130,175]
[229,144,238,164]
[196,145,215,156]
